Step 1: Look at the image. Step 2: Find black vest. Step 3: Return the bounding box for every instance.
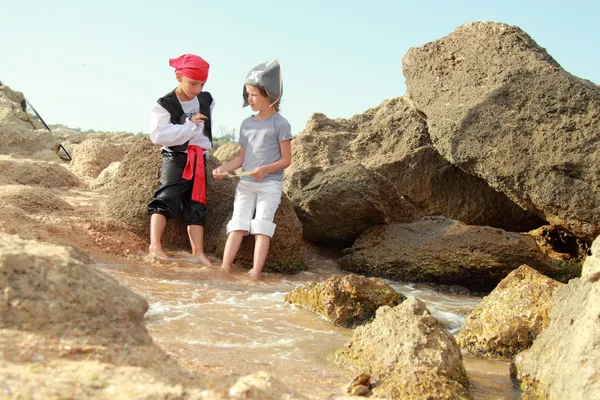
[157,90,213,152]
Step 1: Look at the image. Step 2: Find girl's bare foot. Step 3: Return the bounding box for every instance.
[248,269,261,281]
[220,264,231,274]
[193,253,213,267]
[149,246,169,261]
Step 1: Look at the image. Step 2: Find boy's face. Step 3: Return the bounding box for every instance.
[246,85,270,112]
[177,74,205,100]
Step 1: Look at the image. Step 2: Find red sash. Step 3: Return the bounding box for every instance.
[181,145,206,204]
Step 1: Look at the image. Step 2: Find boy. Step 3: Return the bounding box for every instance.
[147,53,213,267]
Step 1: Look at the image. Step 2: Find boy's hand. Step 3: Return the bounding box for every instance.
[213,166,227,180]
[250,166,268,180]
[191,114,208,125]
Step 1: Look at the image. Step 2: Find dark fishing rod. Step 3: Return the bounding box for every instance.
[24,97,72,161]
[0,78,72,161]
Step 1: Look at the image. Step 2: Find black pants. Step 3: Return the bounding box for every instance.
[147,150,207,226]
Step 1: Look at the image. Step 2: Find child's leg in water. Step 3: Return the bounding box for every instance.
[248,181,281,281]
[249,234,270,281]
[187,225,212,267]
[149,213,169,260]
[221,230,245,272]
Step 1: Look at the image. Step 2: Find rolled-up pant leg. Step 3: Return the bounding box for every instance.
[250,180,282,238]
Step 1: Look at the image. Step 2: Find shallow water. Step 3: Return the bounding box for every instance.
[99,248,520,399]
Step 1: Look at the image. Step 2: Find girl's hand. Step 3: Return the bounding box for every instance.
[250,166,268,180]
[191,114,208,125]
[213,166,227,180]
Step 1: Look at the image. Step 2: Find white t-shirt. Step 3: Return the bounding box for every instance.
[149,96,214,152]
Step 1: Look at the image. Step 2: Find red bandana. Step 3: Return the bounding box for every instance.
[169,54,210,82]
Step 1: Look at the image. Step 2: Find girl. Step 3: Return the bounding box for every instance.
[213,60,292,281]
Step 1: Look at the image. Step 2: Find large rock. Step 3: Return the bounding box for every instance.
[70,138,126,178]
[0,184,74,214]
[89,161,121,190]
[339,216,571,292]
[289,163,421,247]
[403,21,600,239]
[0,156,81,188]
[582,236,600,279]
[457,265,563,359]
[333,298,470,399]
[0,233,150,345]
[213,141,240,163]
[106,138,304,272]
[511,237,600,399]
[284,274,405,328]
[286,98,545,238]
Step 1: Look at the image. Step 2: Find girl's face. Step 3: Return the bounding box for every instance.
[177,74,205,100]
[246,85,271,112]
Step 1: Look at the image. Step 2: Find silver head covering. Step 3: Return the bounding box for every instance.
[242,60,283,107]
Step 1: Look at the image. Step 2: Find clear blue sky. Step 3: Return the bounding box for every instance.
[1,0,598,136]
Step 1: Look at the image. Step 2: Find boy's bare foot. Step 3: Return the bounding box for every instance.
[149,246,169,261]
[248,269,262,281]
[193,253,213,267]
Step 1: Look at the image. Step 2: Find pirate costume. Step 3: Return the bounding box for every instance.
[226,60,292,238]
[147,54,213,226]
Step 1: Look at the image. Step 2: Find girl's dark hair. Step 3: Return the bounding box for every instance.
[258,86,281,111]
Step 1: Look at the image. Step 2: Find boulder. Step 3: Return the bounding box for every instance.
[70,138,126,178]
[284,274,405,328]
[333,298,469,399]
[213,141,240,163]
[0,156,81,188]
[286,97,545,237]
[511,237,600,399]
[0,233,150,345]
[457,265,563,359]
[403,21,600,239]
[89,161,121,190]
[339,216,570,292]
[289,163,421,247]
[0,184,74,214]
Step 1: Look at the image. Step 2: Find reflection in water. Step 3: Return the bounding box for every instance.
[98,249,520,399]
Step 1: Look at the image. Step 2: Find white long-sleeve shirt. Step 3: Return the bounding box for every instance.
[149,96,214,152]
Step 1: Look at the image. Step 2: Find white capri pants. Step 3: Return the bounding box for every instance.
[226,179,282,238]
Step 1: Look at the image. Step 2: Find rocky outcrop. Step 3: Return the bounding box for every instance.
[213,141,240,163]
[289,163,421,247]
[89,161,121,190]
[457,265,563,359]
[0,184,74,214]
[403,21,600,239]
[339,216,571,292]
[284,274,405,328]
[286,97,545,244]
[333,298,469,399]
[0,85,58,156]
[511,238,600,399]
[106,138,304,272]
[70,138,126,178]
[0,233,150,344]
[0,156,80,188]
